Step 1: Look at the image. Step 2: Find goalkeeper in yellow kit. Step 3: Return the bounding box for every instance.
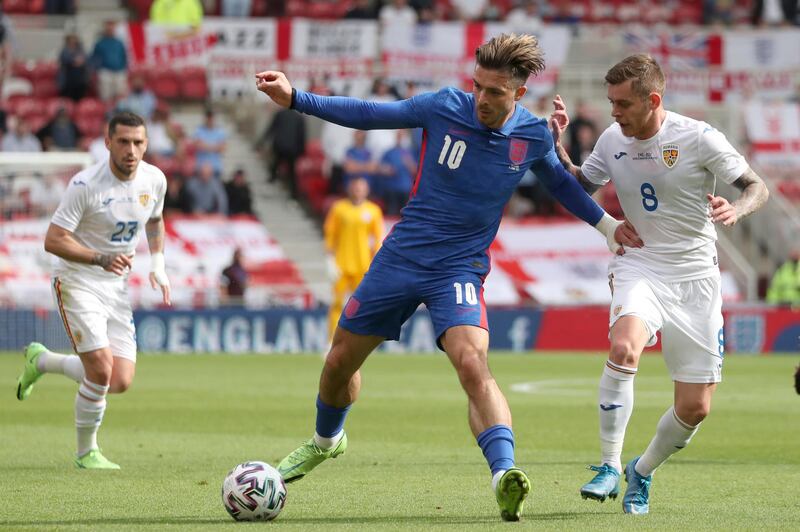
[323,176,384,340]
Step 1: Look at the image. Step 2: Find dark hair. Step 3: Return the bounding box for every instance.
[108,111,146,137]
[605,54,666,100]
[475,33,545,86]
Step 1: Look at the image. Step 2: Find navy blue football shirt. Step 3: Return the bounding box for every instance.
[293,87,604,275]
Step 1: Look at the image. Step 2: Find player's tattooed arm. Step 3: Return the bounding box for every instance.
[91,253,112,268]
[553,142,602,195]
[44,223,131,274]
[145,216,165,253]
[549,94,601,195]
[730,167,770,220]
[707,167,769,226]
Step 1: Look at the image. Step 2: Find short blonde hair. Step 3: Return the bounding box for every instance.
[475,33,545,86]
[605,54,666,100]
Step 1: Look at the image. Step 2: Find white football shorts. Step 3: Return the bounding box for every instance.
[51,275,137,362]
[607,264,724,383]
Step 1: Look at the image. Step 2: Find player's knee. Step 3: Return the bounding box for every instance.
[323,349,355,379]
[454,348,490,390]
[676,401,710,426]
[82,359,113,386]
[608,339,640,367]
[109,375,133,394]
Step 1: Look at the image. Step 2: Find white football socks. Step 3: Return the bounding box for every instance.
[314,430,343,450]
[37,349,85,383]
[491,470,506,491]
[75,379,109,457]
[598,360,637,473]
[636,406,698,477]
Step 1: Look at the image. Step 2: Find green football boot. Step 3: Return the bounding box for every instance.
[495,467,531,521]
[75,449,121,470]
[16,342,47,401]
[277,432,347,483]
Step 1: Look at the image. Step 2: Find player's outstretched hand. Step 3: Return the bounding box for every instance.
[614,219,644,255]
[149,271,171,306]
[95,253,132,276]
[549,94,570,145]
[255,70,293,108]
[707,193,738,226]
[149,252,171,306]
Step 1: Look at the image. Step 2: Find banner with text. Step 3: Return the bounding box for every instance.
[126,18,378,97]
[1,307,796,353]
[380,21,570,97]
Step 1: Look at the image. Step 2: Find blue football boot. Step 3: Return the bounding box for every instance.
[623,457,652,515]
[580,464,620,502]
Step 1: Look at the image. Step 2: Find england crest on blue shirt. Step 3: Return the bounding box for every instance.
[509,139,528,166]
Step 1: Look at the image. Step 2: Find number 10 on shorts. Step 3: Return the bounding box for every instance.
[453,282,478,305]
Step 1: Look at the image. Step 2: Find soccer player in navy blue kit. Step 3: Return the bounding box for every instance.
[256,34,641,521]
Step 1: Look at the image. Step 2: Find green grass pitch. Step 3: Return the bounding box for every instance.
[2,351,799,530]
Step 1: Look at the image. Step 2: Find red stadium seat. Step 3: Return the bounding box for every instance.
[149,68,181,100]
[128,0,155,20]
[286,0,307,17]
[75,115,105,138]
[11,61,35,82]
[179,67,208,101]
[2,0,28,13]
[149,155,180,178]
[45,97,76,119]
[26,114,49,134]
[179,156,198,178]
[75,98,108,121]
[4,95,38,116]
[30,62,59,98]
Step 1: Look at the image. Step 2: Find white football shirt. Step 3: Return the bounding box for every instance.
[581,111,748,281]
[50,160,167,281]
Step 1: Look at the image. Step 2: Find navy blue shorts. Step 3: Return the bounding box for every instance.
[338,247,488,347]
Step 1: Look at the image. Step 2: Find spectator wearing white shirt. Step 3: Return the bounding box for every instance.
[1,117,42,152]
[379,0,418,25]
[506,0,543,34]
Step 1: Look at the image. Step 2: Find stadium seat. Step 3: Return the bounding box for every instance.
[149,68,181,100]
[75,98,108,121]
[179,156,198,178]
[128,0,155,20]
[149,155,180,178]
[179,67,208,101]
[251,0,268,16]
[45,97,76,119]
[26,114,48,134]
[30,62,59,99]
[11,61,35,82]
[75,115,105,139]
[4,94,38,116]
[249,260,305,285]
[285,0,307,17]
[2,0,29,13]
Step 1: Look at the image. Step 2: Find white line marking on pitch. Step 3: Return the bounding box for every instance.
[510,379,597,396]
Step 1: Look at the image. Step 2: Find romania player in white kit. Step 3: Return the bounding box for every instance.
[15,112,171,469]
[550,55,769,514]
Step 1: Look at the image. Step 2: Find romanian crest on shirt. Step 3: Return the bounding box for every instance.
[661,143,679,168]
[509,139,528,166]
[138,193,151,207]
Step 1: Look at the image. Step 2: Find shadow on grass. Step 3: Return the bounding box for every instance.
[0,512,595,527]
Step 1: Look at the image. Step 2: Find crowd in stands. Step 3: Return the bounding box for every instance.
[0,7,254,221]
[114,0,799,27]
